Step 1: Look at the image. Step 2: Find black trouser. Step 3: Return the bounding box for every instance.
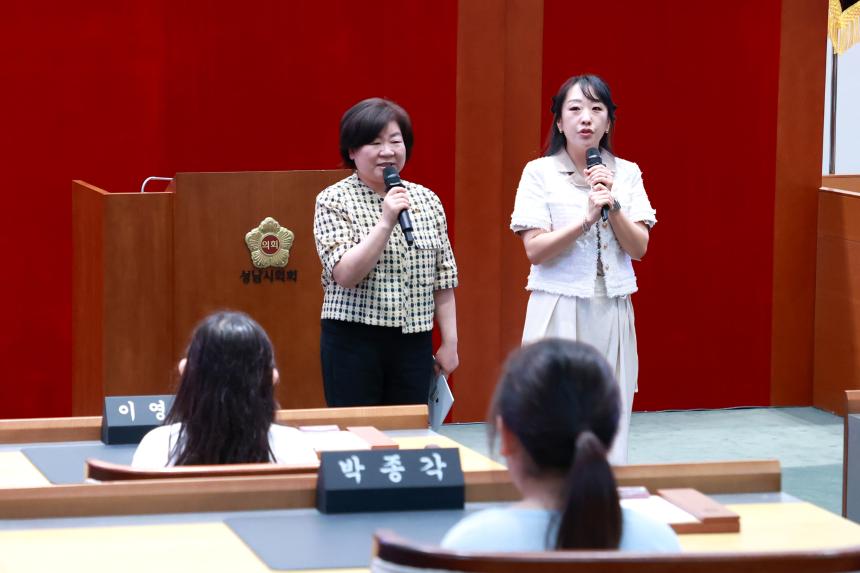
[320,319,434,407]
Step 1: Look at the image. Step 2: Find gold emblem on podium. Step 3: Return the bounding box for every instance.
[245,217,294,268]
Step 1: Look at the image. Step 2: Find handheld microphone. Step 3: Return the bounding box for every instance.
[585,147,608,222]
[382,165,414,246]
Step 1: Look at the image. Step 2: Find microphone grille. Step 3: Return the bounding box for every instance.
[382,165,401,191]
[585,147,603,168]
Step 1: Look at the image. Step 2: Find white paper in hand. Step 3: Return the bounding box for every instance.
[428,372,454,431]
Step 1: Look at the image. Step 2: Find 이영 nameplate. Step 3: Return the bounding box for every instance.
[316,448,464,514]
[101,395,174,445]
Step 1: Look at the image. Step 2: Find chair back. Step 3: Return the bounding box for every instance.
[85,458,318,481]
[372,530,860,573]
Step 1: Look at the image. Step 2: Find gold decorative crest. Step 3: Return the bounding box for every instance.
[245,217,294,268]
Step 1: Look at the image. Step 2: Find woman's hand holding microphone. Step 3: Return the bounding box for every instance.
[583,164,616,231]
[380,186,410,230]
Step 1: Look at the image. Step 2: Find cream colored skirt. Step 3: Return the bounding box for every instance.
[522,277,638,465]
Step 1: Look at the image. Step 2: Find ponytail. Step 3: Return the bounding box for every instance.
[554,430,621,549]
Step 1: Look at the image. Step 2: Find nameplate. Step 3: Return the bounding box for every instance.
[316,447,464,514]
[101,395,175,445]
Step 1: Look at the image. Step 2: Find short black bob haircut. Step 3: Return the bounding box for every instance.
[544,74,617,157]
[339,98,414,169]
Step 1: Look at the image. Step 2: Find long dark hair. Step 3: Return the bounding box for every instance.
[544,74,618,157]
[166,311,277,465]
[491,338,622,549]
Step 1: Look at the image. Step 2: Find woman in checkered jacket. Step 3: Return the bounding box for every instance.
[313,98,459,407]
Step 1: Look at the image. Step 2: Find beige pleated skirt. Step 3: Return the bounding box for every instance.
[522,276,638,465]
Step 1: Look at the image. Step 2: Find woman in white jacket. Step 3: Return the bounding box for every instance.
[511,74,656,465]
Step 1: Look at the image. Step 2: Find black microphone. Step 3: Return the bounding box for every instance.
[585,147,608,222]
[382,165,415,246]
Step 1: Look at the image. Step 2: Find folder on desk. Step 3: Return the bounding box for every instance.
[428,373,454,431]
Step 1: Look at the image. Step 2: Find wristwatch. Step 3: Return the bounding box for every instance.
[610,199,621,212]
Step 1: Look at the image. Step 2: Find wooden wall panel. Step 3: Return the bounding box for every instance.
[453,0,543,422]
[172,170,347,409]
[72,183,174,415]
[771,0,828,406]
[813,190,860,414]
[500,0,544,384]
[72,183,105,416]
[453,0,505,422]
[819,188,860,242]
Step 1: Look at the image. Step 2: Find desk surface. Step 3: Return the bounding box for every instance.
[1,500,860,572]
[1,430,857,571]
[0,430,505,488]
[0,522,275,573]
[0,451,50,488]
[680,501,860,552]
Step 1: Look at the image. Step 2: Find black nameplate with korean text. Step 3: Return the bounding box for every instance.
[101,395,174,445]
[316,447,464,514]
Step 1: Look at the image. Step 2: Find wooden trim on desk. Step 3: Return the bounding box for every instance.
[85,458,319,482]
[0,474,319,519]
[275,404,428,430]
[615,459,781,494]
[0,467,513,519]
[0,416,103,443]
[0,405,428,444]
[0,460,779,519]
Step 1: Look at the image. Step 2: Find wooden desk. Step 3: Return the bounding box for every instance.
[0,430,782,520]
[680,501,860,552]
[0,404,429,444]
[0,417,851,573]
[1,500,859,573]
[0,431,516,519]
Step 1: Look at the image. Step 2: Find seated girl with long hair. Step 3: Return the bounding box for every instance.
[132,311,318,467]
[441,338,679,551]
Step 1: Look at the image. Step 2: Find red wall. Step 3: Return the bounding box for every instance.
[0,1,456,418]
[0,1,168,417]
[542,0,781,409]
[0,0,788,417]
[161,0,457,206]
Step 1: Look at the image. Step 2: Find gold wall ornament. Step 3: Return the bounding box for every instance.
[245,217,294,268]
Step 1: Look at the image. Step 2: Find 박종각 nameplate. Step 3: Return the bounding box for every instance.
[316,447,464,513]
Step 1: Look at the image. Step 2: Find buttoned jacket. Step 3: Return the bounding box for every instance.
[510,150,656,298]
[314,174,458,333]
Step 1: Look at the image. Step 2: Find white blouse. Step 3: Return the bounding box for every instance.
[131,423,320,468]
[511,150,656,298]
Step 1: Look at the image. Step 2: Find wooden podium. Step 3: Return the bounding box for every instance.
[72,170,349,415]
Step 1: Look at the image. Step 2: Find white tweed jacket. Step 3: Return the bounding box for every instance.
[511,149,656,298]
